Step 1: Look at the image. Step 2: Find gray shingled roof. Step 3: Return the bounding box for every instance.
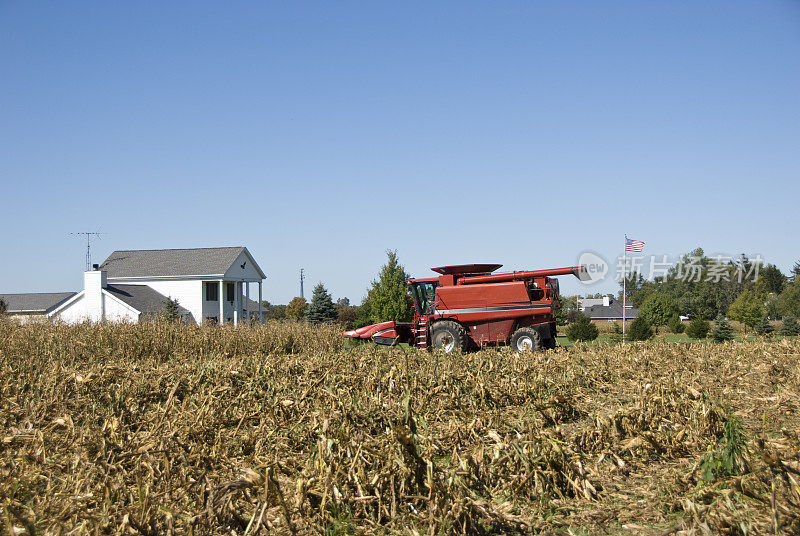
[106,284,192,319]
[584,301,639,320]
[100,247,247,278]
[0,292,77,314]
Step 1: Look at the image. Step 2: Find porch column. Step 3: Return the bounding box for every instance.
[258,282,262,324]
[245,282,250,322]
[218,280,224,324]
[233,281,239,327]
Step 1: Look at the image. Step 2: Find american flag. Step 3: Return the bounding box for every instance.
[625,238,645,252]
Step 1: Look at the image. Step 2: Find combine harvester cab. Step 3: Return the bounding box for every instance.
[345,263,589,353]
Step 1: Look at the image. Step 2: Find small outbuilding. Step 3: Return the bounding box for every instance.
[0,292,76,323]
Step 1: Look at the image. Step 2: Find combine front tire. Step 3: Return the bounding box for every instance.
[430,321,468,353]
[510,327,542,352]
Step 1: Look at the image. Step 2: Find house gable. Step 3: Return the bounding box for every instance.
[49,289,142,323]
[223,248,265,281]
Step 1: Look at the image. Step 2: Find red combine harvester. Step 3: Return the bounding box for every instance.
[344,263,589,352]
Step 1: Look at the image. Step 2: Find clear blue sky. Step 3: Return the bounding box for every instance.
[2,1,798,303]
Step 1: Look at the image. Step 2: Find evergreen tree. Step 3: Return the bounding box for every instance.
[686,318,710,339]
[565,312,599,342]
[305,283,337,324]
[608,322,623,343]
[781,316,800,337]
[286,297,307,321]
[628,317,654,341]
[362,250,414,324]
[756,264,787,295]
[755,316,774,337]
[711,315,734,342]
[0,299,6,316]
[162,297,181,323]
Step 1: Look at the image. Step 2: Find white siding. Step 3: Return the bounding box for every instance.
[136,280,203,324]
[53,292,139,324]
[102,292,140,322]
[224,250,263,281]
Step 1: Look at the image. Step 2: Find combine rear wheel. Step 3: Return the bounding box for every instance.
[430,321,468,353]
[510,327,542,352]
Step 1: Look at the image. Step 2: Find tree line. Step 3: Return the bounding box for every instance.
[620,247,799,331]
[559,247,800,342]
[260,251,414,329]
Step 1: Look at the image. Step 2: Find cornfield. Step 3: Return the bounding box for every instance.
[1,321,798,535]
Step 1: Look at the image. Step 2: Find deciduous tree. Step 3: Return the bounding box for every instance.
[726,289,764,333]
[335,298,359,330]
[777,281,800,318]
[286,297,307,321]
[639,292,679,328]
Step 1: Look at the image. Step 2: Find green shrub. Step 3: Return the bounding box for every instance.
[565,313,599,342]
[700,415,748,482]
[608,322,623,344]
[627,317,653,341]
[667,315,685,334]
[711,315,734,343]
[781,316,800,337]
[686,318,710,339]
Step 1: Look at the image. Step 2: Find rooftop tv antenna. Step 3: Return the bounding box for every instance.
[70,231,105,270]
[300,268,305,299]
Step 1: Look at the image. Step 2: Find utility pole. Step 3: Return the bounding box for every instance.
[70,231,104,270]
[300,268,305,299]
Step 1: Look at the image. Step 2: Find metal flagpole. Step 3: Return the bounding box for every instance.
[622,234,627,344]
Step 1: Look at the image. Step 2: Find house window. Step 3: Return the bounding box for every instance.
[205,282,219,301]
[226,282,235,302]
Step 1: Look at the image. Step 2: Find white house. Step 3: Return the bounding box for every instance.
[50,247,266,325]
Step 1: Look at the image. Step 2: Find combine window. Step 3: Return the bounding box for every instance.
[546,278,559,299]
[410,282,437,315]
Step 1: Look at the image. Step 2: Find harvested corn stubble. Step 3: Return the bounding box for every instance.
[1,321,799,534]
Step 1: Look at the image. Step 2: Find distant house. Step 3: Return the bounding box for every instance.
[579,296,639,323]
[50,247,266,325]
[0,292,76,323]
